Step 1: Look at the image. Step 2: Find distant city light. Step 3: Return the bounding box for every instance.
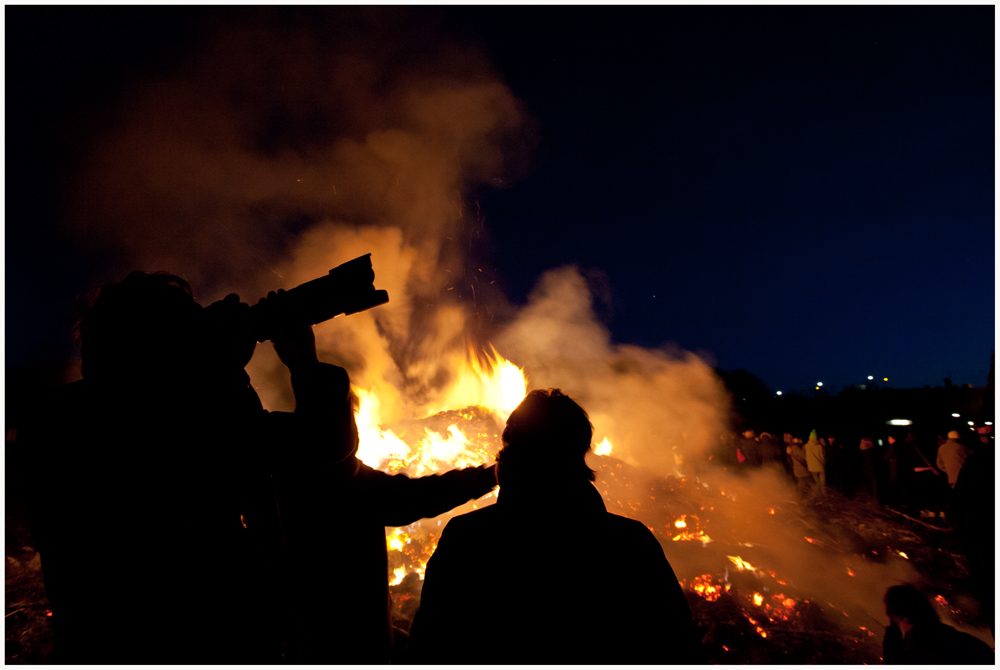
[887,419,913,426]
[883,377,888,382]
[967,421,974,426]
[776,391,783,396]
[867,376,874,380]
[817,382,823,387]
[951,413,961,418]
[986,422,993,426]
[877,439,883,446]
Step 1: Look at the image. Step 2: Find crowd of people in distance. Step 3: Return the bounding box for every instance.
[711,424,994,663]
[712,426,992,517]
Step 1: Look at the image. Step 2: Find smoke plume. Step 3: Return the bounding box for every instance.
[497,266,729,473]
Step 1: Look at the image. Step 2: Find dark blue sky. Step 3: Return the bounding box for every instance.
[6,6,995,394]
[465,6,995,392]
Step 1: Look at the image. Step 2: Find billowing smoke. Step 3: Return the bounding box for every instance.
[67,11,533,417]
[70,11,532,302]
[496,266,729,473]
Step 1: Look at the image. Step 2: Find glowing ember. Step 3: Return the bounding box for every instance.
[688,574,722,602]
[675,516,687,528]
[672,529,713,546]
[897,551,909,559]
[727,555,757,572]
[934,594,962,614]
[593,437,613,456]
[753,592,764,607]
[767,507,775,514]
[847,568,855,577]
[389,566,406,586]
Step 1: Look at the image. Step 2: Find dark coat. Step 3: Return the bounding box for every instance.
[19,363,355,664]
[407,480,706,664]
[952,449,995,629]
[740,436,763,467]
[884,622,994,664]
[272,459,498,664]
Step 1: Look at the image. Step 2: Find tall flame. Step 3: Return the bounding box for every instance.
[355,345,527,476]
[428,345,528,422]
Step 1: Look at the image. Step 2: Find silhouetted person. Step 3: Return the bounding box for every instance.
[19,272,356,663]
[859,436,881,502]
[805,430,826,498]
[759,431,783,467]
[885,431,917,512]
[824,433,844,491]
[951,448,995,636]
[407,389,705,664]
[270,400,498,663]
[883,585,993,664]
[837,433,859,499]
[740,429,763,467]
[788,437,811,499]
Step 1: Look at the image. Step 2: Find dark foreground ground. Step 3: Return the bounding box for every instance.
[6,454,994,664]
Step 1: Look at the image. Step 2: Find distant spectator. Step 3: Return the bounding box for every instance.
[740,429,763,468]
[936,431,973,489]
[825,433,843,491]
[759,432,783,467]
[859,436,883,504]
[883,585,993,664]
[781,432,796,477]
[837,433,859,499]
[952,447,996,636]
[805,430,826,497]
[885,431,917,512]
[787,437,811,499]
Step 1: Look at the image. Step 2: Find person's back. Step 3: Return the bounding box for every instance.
[936,432,972,487]
[273,457,497,664]
[805,433,825,473]
[25,375,276,663]
[410,483,699,663]
[407,389,704,664]
[788,440,809,476]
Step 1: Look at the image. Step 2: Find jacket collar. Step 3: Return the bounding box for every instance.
[497,478,607,516]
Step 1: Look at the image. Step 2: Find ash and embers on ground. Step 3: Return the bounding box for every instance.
[6,454,991,664]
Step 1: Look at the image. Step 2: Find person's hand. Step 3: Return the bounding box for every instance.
[201,293,256,370]
[260,290,319,374]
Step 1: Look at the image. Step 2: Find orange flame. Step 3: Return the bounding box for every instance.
[593,437,613,456]
[428,344,528,421]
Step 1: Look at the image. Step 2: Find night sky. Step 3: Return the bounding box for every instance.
[6,6,995,394]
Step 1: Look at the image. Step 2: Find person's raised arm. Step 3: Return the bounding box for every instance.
[354,462,498,527]
[254,290,358,474]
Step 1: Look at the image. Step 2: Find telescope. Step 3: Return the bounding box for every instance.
[248,253,389,343]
